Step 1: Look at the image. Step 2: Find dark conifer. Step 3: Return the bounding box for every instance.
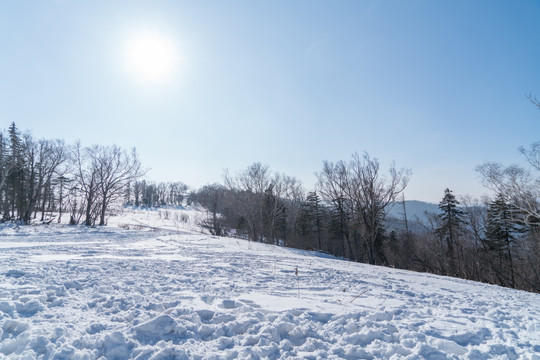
[435,188,465,275]
[485,194,523,287]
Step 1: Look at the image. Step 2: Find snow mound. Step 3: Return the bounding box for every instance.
[134,315,189,345]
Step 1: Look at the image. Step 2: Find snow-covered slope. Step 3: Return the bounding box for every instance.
[0,208,538,359]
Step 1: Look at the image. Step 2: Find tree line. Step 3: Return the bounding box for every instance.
[0,123,144,225]
[3,112,539,292]
[125,180,188,208]
[190,154,411,265]
[189,158,539,293]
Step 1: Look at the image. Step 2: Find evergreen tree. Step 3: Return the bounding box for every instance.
[296,191,326,250]
[485,194,523,287]
[306,191,324,250]
[328,196,351,258]
[297,200,312,238]
[0,132,7,220]
[6,122,26,220]
[387,230,400,266]
[435,188,465,275]
[372,212,389,266]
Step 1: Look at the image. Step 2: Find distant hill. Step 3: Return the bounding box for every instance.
[386,200,439,232]
[387,200,439,221]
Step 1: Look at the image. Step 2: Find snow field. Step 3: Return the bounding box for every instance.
[0,208,539,359]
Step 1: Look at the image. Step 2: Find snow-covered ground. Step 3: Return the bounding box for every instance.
[1,208,539,359]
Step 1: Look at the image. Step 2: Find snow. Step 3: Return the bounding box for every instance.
[0,208,539,359]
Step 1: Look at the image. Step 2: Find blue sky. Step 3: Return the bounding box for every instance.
[1,1,539,202]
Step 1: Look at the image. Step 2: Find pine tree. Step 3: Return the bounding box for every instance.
[0,132,8,220]
[485,194,523,287]
[328,196,352,259]
[7,122,26,221]
[297,200,311,237]
[372,212,389,266]
[435,188,465,275]
[306,191,324,250]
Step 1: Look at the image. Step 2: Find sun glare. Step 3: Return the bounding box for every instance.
[126,32,177,83]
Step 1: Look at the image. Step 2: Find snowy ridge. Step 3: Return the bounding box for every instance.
[0,208,539,359]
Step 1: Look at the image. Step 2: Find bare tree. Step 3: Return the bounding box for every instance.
[168,181,188,206]
[317,160,353,258]
[349,153,410,264]
[282,175,304,246]
[224,162,271,241]
[317,153,410,264]
[73,143,144,226]
[528,93,540,111]
[73,142,101,226]
[56,174,72,223]
[19,136,69,223]
[93,145,144,225]
[478,97,540,223]
[262,173,289,243]
[38,140,69,221]
[196,183,226,236]
[20,134,38,223]
[476,162,540,223]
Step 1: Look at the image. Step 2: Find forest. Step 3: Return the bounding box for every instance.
[0,123,144,226]
[1,120,539,293]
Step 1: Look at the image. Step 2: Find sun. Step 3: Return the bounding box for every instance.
[126,32,177,83]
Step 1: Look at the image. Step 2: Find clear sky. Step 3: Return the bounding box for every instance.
[1,1,539,203]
